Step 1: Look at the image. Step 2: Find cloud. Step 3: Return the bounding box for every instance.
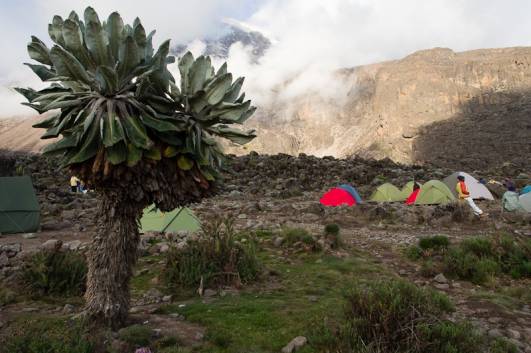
[221,0,531,107]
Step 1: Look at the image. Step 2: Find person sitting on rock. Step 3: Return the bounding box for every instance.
[70,175,80,193]
[456,175,484,216]
[502,185,524,212]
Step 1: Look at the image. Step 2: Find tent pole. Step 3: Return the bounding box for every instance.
[161,208,185,233]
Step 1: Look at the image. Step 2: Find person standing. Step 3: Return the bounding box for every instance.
[456,175,483,216]
[70,175,80,192]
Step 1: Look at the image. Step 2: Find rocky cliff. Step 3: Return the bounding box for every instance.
[234,47,531,169]
[1,46,531,170]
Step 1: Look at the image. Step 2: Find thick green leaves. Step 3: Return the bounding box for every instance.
[48,16,65,46]
[204,73,232,105]
[68,112,101,163]
[62,19,93,68]
[106,142,127,164]
[141,114,178,132]
[102,102,125,147]
[83,7,101,26]
[42,133,79,154]
[32,113,60,129]
[179,52,194,92]
[96,66,118,93]
[49,46,92,84]
[85,21,109,66]
[118,36,139,80]
[27,37,52,65]
[210,126,256,145]
[189,56,210,94]
[24,63,56,81]
[118,102,152,149]
[106,12,124,61]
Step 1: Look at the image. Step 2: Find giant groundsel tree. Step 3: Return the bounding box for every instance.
[17,7,256,328]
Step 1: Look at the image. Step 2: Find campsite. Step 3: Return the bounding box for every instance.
[0,3,530,353]
[1,151,530,353]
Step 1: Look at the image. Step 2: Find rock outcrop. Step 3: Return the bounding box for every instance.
[235,47,531,169]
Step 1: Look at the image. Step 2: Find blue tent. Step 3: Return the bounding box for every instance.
[338,184,363,204]
[521,185,531,195]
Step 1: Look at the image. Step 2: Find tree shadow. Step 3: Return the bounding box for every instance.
[413,91,531,172]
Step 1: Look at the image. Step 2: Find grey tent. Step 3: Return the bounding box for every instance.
[0,176,40,234]
[443,172,494,200]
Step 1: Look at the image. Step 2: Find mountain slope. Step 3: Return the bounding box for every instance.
[1,46,530,170]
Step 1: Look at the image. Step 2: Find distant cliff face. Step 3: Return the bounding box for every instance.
[2,47,531,169]
[230,47,531,168]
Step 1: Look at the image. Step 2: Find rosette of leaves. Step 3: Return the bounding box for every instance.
[16,7,256,328]
[17,7,256,191]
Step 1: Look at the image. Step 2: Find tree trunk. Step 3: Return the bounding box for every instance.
[84,190,144,329]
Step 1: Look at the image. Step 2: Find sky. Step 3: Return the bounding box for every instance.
[2,0,531,116]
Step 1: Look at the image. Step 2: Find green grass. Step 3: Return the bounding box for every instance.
[21,249,87,298]
[0,316,94,353]
[407,234,531,284]
[157,254,389,353]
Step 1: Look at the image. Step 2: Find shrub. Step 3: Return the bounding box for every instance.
[412,235,530,284]
[324,223,341,249]
[460,238,494,258]
[21,249,87,297]
[341,280,453,352]
[281,227,311,246]
[489,338,518,353]
[118,324,153,347]
[1,318,93,353]
[445,249,499,284]
[310,279,502,353]
[406,245,424,261]
[164,218,260,289]
[419,235,450,251]
[324,224,340,236]
[0,288,17,306]
[416,321,483,353]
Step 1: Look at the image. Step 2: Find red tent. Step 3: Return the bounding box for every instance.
[405,189,420,205]
[320,188,357,207]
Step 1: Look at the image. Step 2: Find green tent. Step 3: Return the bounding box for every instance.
[140,205,200,233]
[400,181,423,200]
[415,180,456,205]
[0,176,40,234]
[370,183,404,202]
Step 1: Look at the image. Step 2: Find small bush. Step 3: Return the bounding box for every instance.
[324,224,340,236]
[406,245,424,261]
[445,249,499,284]
[489,338,518,353]
[412,235,530,284]
[1,318,93,353]
[419,235,450,251]
[341,280,453,352]
[164,218,260,289]
[21,249,87,297]
[460,238,494,258]
[324,224,341,249]
[281,227,311,246]
[416,321,483,353]
[0,288,17,306]
[310,279,502,353]
[118,324,153,347]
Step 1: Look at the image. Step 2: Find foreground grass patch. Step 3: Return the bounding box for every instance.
[0,316,93,353]
[157,254,388,352]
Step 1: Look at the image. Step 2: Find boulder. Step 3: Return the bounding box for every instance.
[281,336,308,353]
[40,239,63,251]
